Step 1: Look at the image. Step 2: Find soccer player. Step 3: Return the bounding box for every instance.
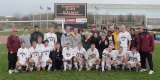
[29,41,41,72]
[126,47,141,71]
[85,43,101,71]
[16,41,29,73]
[41,40,52,71]
[117,25,132,51]
[44,27,57,51]
[73,42,86,71]
[36,36,44,50]
[62,43,74,72]
[101,45,115,72]
[112,47,127,70]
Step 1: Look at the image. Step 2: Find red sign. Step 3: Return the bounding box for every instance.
[65,18,76,22]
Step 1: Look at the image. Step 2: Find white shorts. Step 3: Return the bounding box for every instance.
[78,60,83,66]
[41,58,49,67]
[128,61,136,67]
[123,47,128,51]
[116,60,123,65]
[105,60,111,68]
[87,59,94,67]
[32,58,40,67]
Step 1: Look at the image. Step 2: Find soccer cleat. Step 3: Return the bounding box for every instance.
[13,69,19,73]
[149,70,154,74]
[74,67,78,71]
[8,70,12,74]
[134,67,139,72]
[54,69,56,72]
[140,69,147,72]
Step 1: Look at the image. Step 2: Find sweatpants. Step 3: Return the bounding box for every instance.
[52,58,62,70]
[8,52,17,70]
[140,52,153,70]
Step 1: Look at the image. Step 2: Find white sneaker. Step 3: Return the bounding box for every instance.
[13,69,18,73]
[149,70,154,74]
[140,69,147,72]
[8,70,12,74]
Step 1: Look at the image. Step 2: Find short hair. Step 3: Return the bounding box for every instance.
[91,43,95,46]
[44,40,49,43]
[74,27,78,30]
[55,42,60,45]
[66,43,70,45]
[50,26,54,29]
[115,27,119,30]
[21,41,25,44]
[107,31,111,33]
[130,28,135,31]
[131,47,136,50]
[100,34,106,37]
[32,41,37,44]
[35,25,39,28]
[45,27,49,29]
[119,46,123,49]
[24,28,28,30]
[38,36,42,40]
[66,26,70,29]
[77,42,82,45]
[57,26,62,30]
[78,29,83,33]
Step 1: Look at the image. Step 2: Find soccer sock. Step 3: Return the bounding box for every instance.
[127,65,131,70]
[74,62,78,68]
[64,62,67,70]
[101,61,105,71]
[30,67,33,71]
[48,64,52,70]
[96,65,99,69]
[122,63,126,68]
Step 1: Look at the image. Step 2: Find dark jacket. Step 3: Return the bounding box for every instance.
[106,35,115,46]
[90,36,100,49]
[30,31,44,42]
[139,32,154,52]
[131,34,140,51]
[50,48,63,60]
[55,32,63,45]
[82,35,91,50]
[98,39,108,51]
[7,35,20,53]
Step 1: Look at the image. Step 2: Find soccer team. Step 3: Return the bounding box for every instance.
[6,24,154,74]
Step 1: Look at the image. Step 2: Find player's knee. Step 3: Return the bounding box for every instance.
[22,66,27,71]
[29,59,33,63]
[16,62,20,66]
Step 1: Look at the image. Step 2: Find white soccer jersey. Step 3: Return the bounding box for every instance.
[102,49,115,59]
[44,33,57,50]
[86,48,99,60]
[36,43,44,50]
[41,46,50,60]
[29,47,41,60]
[74,47,86,58]
[117,31,131,48]
[114,50,126,61]
[62,47,74,60]
[17,47,30,62]
[127,51,140,62]
[108,36,115,48]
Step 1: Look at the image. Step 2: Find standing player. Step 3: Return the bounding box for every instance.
[36,36,44,50]
[126,47,141,71]
[41,40,52,71]
[117,25,132,51]
[112,47,127,70]
[73,42,86,71]
[16,41,30,73]
[85,43,101,71]
[29,41,41,72]
[62,43,74,72]
[44,27,57,51]
[101,45,115,72]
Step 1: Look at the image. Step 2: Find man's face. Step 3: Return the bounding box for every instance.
[91,45,95,50]
[24,29,28,34]
[101,36,106,40]
[126,27,130,32]
[21,43,26,48]
[74,28,78,34]
[118,48,123,53]
[92,27,96,31]
[44,42,49,46]
[66,44,70,49]
[12,31,17,35]
[121,26,125,32]
[108,46,112,52]
[32,42,37,47]
[94,33,98,38]
[58,28,62,32]
[132,49,136,54]
[35,27,39,32]
[66,26,70,32]
[108,32,111,36]
[143,29,148,33]
[110,26,114,31]
[115,29,119,34]
[45,28,49,33]
[78,44,82,49]
[130,29,135,35]
[56,44,60,49]
[50,27,54,33]
[138,27,143,32]
[38,39,42,43]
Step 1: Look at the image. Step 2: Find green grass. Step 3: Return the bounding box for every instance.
[0,44,160,80]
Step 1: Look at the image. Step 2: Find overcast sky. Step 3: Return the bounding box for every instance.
[0,0,160,16]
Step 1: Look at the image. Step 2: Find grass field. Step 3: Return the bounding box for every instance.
[0,44,160,80]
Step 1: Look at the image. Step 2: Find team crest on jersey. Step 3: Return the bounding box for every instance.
[121,35,126,41]
[66,53,70,57]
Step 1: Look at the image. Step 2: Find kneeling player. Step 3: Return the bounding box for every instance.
[29,41,41,72]
[126,47,141,71]
[101,45,115,72]
[86,43,101,71]
[73,42,86,71]
[41,40,52,71]
[16,41,29,73]
[62,43,74,72]
[112,47,127,70]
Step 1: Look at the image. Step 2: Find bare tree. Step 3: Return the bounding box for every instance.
[13,12,22,20]
[87,12,94,24]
